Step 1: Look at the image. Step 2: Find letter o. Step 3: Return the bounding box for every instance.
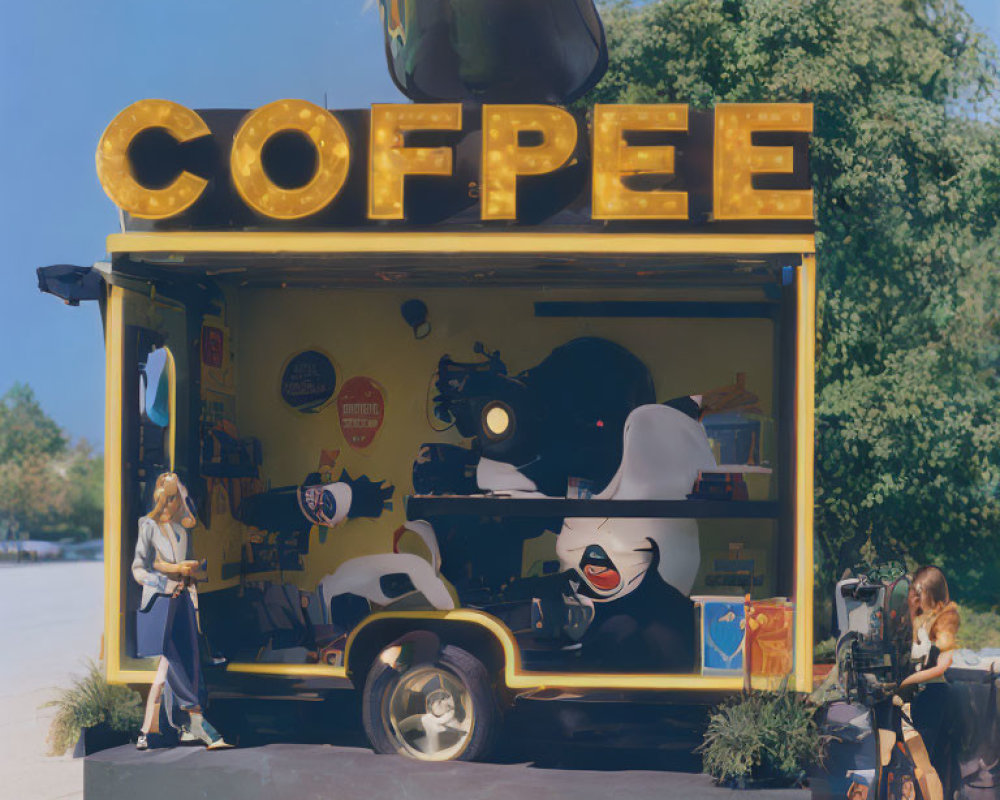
[231,99,350,220]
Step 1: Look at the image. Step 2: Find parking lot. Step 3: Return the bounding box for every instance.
[87,740,809,800]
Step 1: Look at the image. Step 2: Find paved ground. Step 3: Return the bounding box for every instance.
[86,742,809,800]
[0,561,104,800]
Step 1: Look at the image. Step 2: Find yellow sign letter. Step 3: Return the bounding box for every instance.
[96,100,210,220]
[481,105,578,220]
[714,103,813,220]
[368,104,463,220]
[231,100,350,220]
[592,105,689,220]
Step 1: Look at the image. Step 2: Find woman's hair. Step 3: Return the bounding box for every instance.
[911,565,960,649]
[911,565,950,612]
[150,472,196,528]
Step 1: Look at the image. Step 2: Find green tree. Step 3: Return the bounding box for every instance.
[588,0,1000,605]
[0,383,66,462]
[0,384,103,541]
[0,456,70,541]
[62,440,104,540]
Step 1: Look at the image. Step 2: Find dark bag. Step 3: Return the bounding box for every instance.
[952,666,1000,800]
[809,701,879,800]
[136,593,171,658]
[959,761,999,800]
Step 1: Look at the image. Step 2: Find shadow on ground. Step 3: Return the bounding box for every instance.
[207,691,706,773]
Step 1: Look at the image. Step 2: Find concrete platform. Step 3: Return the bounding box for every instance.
[85,742,810,800]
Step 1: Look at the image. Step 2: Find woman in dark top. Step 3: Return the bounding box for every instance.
[900,565,960,798]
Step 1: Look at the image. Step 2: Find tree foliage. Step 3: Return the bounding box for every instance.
[0,384,103,541]
[588,0,1000,605]
[0,382,65,462]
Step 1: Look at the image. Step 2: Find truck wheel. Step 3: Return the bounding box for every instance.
[362,643,499,762]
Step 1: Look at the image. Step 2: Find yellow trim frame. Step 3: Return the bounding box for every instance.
[104,243,816,694]
[104,286,128,684]
[794,255,816,692]
[348,610,748,691]
[227,663,348,678]
[164,347,177,471]
[225,610,744,691]
[107,231,815,257]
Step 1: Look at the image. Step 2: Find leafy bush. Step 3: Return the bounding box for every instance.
[957,605,1000,651]
[45,661,143,755]
[698,689,821,787]
[813,637,837,664]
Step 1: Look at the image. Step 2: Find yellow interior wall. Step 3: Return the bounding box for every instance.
[693,520,777,598]
[217,285,777,595]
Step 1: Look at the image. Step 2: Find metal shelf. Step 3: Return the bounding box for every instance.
[405,496,779,520]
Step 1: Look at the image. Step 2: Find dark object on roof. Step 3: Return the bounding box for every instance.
[37,265,104,306]
[378,0,608,104]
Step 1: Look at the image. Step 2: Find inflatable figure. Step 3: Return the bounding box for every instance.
[318,520,454,612]
[238,469,394,532]
[547,403,716,672]
[556,404,716,601]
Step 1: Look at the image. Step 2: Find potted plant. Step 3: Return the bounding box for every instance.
[45,660,143,756]
[698,685,822,788]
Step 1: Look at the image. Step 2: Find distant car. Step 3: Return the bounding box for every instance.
[61,540,104,561]
[0,540,63,560]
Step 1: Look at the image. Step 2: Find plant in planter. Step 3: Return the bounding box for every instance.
[698,687,822,787]
[45,660,143,756]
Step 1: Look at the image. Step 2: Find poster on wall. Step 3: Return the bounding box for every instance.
[694,596,746,675]
[280,350,337,413]
[201,321,236,394]
[337,376,385,449]
[202,326,224,368]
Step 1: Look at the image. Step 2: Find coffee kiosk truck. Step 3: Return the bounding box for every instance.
[41,97,816,761]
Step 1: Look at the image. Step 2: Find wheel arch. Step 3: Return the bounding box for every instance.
[344,612,514,698]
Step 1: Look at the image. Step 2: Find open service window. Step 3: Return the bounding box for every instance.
[103,246,813,693]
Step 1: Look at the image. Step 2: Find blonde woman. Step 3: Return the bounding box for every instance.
[900,565,960,798]
[132,472,231,750]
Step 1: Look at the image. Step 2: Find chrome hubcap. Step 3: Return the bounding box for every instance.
[385,666,474,761]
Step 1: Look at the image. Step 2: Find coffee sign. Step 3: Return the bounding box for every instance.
[96,100,813,230]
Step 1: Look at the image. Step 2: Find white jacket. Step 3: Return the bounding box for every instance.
[131,516,197,611]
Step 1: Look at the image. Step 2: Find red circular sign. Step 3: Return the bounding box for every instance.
[337,377,385,449]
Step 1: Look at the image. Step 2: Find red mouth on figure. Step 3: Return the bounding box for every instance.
[580,544,622,593]
[583,563,621,591]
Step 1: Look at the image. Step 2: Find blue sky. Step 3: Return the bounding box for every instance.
[1,0,997,446]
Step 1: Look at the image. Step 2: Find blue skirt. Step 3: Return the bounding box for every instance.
[136,592,206,718]
[136,594,169,657]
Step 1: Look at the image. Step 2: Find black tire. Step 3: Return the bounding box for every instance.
[362,643,499,762]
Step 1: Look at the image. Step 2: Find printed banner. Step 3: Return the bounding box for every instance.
[337,376,385,449]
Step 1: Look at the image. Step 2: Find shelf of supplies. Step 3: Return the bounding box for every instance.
[405,496,779,520]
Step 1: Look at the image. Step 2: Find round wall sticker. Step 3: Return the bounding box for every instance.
[337,376,385,449]
[280,350,337,413]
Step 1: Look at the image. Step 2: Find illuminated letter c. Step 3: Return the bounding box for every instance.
[96,99,210,220]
